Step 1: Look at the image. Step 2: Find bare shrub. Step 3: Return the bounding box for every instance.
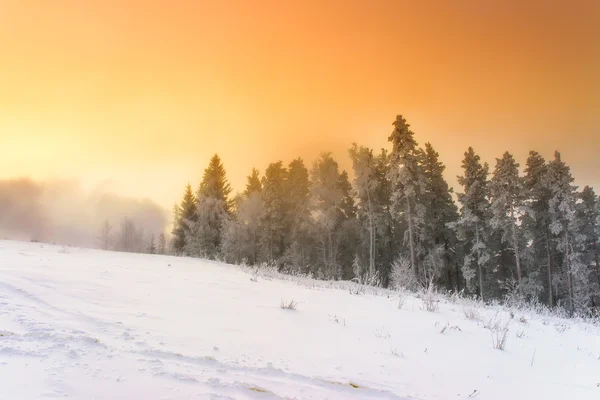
[397,293,406,310]
[459,297,481,320]
[374,327,391,339]
[390,256,418,291]
[390,347,404,358]
[280,299,298,310]
[486,314,510,350]
[421,278,439,312]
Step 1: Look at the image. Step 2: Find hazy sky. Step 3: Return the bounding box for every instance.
[1,0,599,208]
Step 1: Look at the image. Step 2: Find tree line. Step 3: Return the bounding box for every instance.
[171,115,600,316]
[99,218,167,255]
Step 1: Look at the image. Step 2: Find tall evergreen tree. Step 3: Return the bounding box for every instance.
[244,168,262,198]
[349,144,379,281]
[157,232,167,255]
[546,152,581,314]
[261,161,288,264]
[577,186,600,307]
[172,184,196,254]
[522,151,554,305]
[453,147,491,300]
[283,158,313,273]
[421,143,460,290]
[388,115,426,281]
[198,154,233,214]
[489,152,525,288]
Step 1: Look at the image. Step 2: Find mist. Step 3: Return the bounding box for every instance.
[0,178,168,248]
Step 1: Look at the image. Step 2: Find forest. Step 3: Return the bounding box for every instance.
[160,115,600,316]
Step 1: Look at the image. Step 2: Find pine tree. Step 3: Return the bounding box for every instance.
[157,233,167,255]
[244,168,262,198]
[311,153,347,279]
[489,152,525,288]
[577,186,600,307]
[546,152,581,314]
[148,234,156,254]
[185,196,228,259]
[453,147,491,300]
[283,158,313,273]
[522,151,554,305]
[349,143,379,281]
[421,143,460,290]
[388,115,425,281]
[198,154,233,214]
[260,161,288,264]
[99,219,112,250]
[172,184,196,254]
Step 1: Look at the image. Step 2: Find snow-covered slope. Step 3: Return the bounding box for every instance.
[0,241,598,400]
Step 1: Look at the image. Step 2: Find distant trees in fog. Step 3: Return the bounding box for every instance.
[98,217,166,255]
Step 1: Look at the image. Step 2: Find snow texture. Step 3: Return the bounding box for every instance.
[0,240,598,399]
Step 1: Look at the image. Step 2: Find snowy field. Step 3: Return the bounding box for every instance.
[0,241,598,400]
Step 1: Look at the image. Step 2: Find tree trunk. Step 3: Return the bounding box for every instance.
[406,197,418,280]
[565,227,574,316]
[475,221,484,302]
[510,206,522,286]
[545,226,553,307]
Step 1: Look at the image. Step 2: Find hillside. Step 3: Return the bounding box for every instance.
[0,241,598,399]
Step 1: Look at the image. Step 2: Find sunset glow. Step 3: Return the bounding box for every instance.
[1,0,599,207]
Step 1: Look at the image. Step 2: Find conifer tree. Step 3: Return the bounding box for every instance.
[421,143,460,290]
[522,151,554,305]
[283,158,313,272]
[489,152,525,287]
[172,184,196,254]
[260,161,288,264]
[546,152,581,314]
[244,168,262,198]
[388,115,425,281]
[349,144,379,281]
[198,154,233,214]
[157,233,167,255]
[453,147,491,300]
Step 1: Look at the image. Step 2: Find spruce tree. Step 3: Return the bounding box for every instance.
[157,233,167,255]
[546,152,581,314]
[421,143,460,290]
[283,158,313,273]
[172,184,196,254]
[577,186,600,307]
[198,154,233,214]
[453,147,491,300]
[522,151,554,305]
[244,168,262,198]
[388,115,426,281]
[489,152,525,288]
[260,161,288,264]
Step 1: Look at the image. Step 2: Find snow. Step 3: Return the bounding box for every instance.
[0,241,598,400]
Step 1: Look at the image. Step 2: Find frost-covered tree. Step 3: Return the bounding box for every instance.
[185,196,228,259]
[522,151,554,304]
[577,186,600,307]
[260,161,288,264]
[157,232,167,255]
[388,115,426,281]
[283,158,313,273]
[349,143,379,280]
[99,219,112,250]
[546,152,583,314]
[489,152,525,287]
[147,234,156,254]
[421,143,459,290]
[244,168,262,198]
[172,184,196,254]
[452,147,491,300]
[187,155,233,258]
[197,154,233,214]
[310,153,348,279]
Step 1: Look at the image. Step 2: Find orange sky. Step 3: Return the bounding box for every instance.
[1,0,599,208]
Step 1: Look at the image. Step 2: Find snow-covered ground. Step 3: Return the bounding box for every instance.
[0,241,598,400]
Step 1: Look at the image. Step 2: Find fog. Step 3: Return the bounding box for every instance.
[0,178,168,248]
